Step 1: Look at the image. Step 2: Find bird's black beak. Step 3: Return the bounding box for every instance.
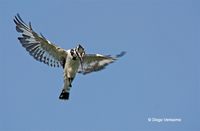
[79,56,84,72]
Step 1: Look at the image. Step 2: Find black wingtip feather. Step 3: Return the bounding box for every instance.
[15,26,24,33]
[29,22,32,30]
[40,33,46,39]
[116,51,126,58]
[16,13,25,24]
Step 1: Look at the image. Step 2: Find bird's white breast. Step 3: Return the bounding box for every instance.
[63,50,80,78]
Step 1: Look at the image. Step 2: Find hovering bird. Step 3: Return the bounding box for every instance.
[13,14,126,100]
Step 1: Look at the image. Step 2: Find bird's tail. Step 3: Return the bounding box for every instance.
[59,89,70,100]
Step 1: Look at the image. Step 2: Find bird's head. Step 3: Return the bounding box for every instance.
[75,44,85,71]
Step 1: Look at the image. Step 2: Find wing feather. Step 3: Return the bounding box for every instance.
[14,14,67,67]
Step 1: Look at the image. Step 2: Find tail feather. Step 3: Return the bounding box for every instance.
[59,90,69,100]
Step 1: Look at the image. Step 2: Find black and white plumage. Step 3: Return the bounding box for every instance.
[14,14,126,100]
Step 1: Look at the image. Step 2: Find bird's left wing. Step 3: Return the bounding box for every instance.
[77,51,126,75]
[13,14,67,68]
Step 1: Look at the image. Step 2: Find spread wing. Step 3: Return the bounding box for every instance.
[13,14,67,68]
[77,51,126,75]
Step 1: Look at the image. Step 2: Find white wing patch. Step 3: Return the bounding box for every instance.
[77,51,126,75]
[14,14,67,68]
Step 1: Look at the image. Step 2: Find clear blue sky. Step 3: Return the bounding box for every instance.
[0,1,199,131]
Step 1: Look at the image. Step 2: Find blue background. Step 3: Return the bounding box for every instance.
[0,1,199,131]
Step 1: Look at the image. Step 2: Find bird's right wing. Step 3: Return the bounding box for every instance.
[14,14,67,68]
[77,51,126,75]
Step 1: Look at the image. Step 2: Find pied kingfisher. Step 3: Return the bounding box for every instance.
[14,14,126,100]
